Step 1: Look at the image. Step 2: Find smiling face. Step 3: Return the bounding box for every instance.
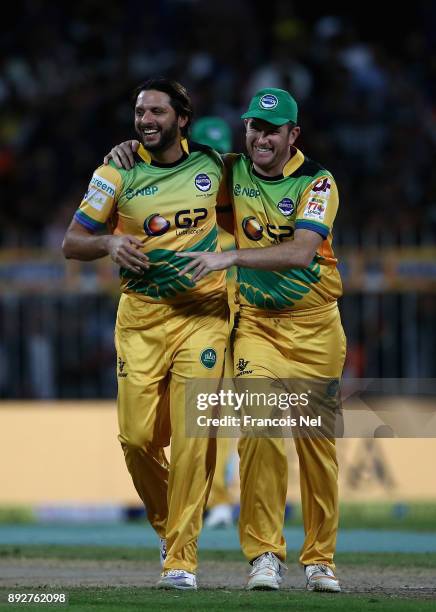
[245,118,300,176]
[134,89,188,153]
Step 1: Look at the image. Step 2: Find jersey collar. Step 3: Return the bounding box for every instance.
[136,138,190,166]
[283,147,305,176]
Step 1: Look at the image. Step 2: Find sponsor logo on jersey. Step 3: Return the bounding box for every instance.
[259,94,278,109]
[144,213,171,236]
[90,174,116,197]
[195,173,212,192]
[277,198,295,217]
[84,188,108,211]
[125,185,159,199]
[200,348,217,369]
[311,177,331,196]
[242,216,264,240]
[233,184,260,198]
[303,198,327,221]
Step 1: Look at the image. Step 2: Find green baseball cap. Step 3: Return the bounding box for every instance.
[241,88,298,126]
[191,116,232,153]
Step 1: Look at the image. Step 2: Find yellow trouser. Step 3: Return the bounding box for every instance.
[234,301,346,568]
[115,293,229,573]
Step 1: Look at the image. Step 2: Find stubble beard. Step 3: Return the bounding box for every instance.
[137,119,180,153]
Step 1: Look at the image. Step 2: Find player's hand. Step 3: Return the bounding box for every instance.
[103,140,140,169]
[106,235,149,273]
[176,251,236,282]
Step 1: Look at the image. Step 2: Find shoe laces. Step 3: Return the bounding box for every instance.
[307,564,334,578]
[164,569,190,577]
[252,552,287,575]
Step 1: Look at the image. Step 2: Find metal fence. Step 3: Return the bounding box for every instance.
[0,290,435,399]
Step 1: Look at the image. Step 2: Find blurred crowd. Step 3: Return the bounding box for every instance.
[1,0,436,249]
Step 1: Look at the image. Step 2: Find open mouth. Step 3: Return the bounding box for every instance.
[254,146,273,154]
[143,128,160,136]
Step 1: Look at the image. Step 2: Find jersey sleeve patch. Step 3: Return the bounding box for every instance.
[303,195,328,222]
[295,219,329,239]
[83,186,110,211]
[74,209,107,233]
[88,173,117,198]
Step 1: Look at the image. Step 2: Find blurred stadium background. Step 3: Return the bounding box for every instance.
[1,0,435,530]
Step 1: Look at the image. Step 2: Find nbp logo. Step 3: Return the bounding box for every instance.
[195,174,211,192]
[200,348,217,369]
[144,214,170,236]
[234,184,260,198]
[259,94,278,109]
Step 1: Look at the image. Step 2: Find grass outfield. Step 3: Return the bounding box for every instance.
[1,588,436,611]
[1,545,436,568]
[1,547,435,610]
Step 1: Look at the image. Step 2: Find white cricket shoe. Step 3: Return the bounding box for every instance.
[157,569,197,590]
[205,504,233,528]
[305,564,341,592]
[246,552,287,590]
[159,538,167,568]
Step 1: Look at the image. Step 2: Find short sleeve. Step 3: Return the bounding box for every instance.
[295,175,339,239]
[74,165,123,233]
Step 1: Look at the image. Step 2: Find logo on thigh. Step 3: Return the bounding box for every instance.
[200,348,217,369]
[235,358,253,376]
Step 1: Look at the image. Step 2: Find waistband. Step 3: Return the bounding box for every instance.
[239,301,338,320]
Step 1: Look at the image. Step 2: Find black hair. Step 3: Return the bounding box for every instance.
[133,77,193,137]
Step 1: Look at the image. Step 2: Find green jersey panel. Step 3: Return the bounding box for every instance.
[231,149,342,311]
[75,141,226,303]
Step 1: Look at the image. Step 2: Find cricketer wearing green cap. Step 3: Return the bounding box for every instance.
[177,86,345,594]
[241,87,298,126]
[191,116,232,153]
[105,85,346,595]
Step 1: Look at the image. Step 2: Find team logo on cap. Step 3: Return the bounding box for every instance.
[259,94,278,110]
[195,173,211,192]
[143,213,170,236]
[277,198,295,217]
[242,216,263,241]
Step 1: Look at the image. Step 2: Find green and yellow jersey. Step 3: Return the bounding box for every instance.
[75,140,226,303]
[222,147,342,311]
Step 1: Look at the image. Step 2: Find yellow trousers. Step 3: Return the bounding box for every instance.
[115,293,229,573]
[234,301,346,567]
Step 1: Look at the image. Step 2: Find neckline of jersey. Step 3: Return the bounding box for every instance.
[136,139,190,168]
[150,151,188,168]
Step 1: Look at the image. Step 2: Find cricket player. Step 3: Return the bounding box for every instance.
[62,78,230,590]
[176,88,346,592]
[105,88,346,592]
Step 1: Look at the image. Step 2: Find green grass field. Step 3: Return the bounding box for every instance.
[1,546,435,611]
[1,588,435,612]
